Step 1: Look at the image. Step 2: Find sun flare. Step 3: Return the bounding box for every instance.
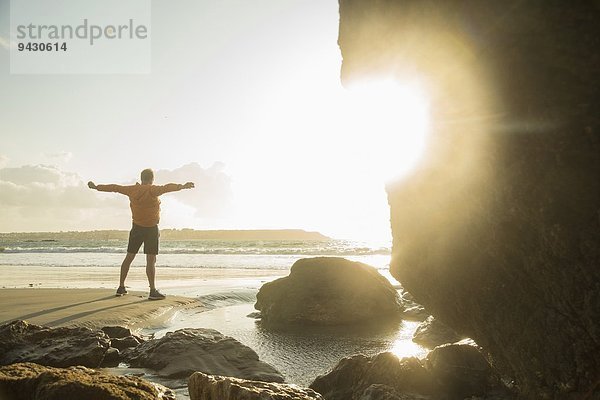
[342,79,431,183]
[227,75,432,240]
[390,336,428,359]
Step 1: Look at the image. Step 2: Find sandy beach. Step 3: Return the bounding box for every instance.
[0,265,288,296]
[0,264,289,333]
[0,264,288,333]
[0,288,199,331]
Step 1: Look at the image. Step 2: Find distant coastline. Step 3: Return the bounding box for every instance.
[0,229,332,242]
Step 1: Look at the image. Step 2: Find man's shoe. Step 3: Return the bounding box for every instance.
[116,286,128,296]
[148,288,166,300]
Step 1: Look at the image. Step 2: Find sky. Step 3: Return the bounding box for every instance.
[0,0,430,241]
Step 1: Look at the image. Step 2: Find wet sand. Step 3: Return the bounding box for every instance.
[0,288,200,330]
[0,265,288,297]
[0,265,287,330]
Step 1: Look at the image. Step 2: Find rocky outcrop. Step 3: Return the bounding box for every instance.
[359,385,430,400]
[399,292,429,322]
[101,326,145,351]
[100,347,121,367]
[188,372,323,400]
[122,328,283,382]
[111,336,142,351]
[255,257,402,325]
[310,353,434,400]
[425,344,493,399]
[0,362,175,400]
[338,1,600,398]
[0,320,110,368]
[101,326,133,339]
[310,346,497,400]
[412,316,464,349]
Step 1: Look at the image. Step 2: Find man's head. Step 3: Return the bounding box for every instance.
[140,168,154,184]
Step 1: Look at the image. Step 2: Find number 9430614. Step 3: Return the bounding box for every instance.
[18,42,67,51]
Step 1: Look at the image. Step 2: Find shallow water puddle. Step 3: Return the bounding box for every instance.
[149,302,427,387]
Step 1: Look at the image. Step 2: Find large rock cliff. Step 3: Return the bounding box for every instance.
[338,1,600,398]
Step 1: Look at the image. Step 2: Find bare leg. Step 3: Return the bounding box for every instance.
[146,254,157,290]
[120,252,136,287]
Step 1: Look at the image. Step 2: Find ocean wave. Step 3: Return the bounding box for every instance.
[0,246,391,256]
[0,262,294,270]
[1,247,124,254]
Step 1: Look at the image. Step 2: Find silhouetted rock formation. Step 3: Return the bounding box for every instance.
[110,335,142,351]
[0,320,110,368]
[101,326,133,339]
[399,291,429,322]
[255,257,402,326]
[338,1,600,398]
[0,362,175,400]
[425,344,493,399]
[412,316,464,349]
[101,325,145,352]
[358,385,429,400]
[310,353,433,400]
[310,346,496,400]
[122,328,284,382]
[100,347,121,368]
[188,372,323,400]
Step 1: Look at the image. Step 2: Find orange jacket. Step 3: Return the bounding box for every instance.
[96,183,184,227]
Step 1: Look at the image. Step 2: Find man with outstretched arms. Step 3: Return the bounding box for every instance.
[88,168,194,300]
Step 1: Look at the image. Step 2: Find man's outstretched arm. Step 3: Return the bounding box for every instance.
[88,181,133,195]
[152,182,195,196]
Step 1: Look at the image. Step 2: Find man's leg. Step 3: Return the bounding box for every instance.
[120,252,136,287]
[146,254,157,290]
[145,226,164,300]
[123,224,143,292]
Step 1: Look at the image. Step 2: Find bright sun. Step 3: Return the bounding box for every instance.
[342,79,431,183]
[221,76,432,241]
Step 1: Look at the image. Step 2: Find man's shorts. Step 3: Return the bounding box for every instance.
[127,224,159,255]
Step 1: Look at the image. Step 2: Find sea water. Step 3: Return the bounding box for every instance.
[0,238,391,269]
[0,238,399,289]
[152,303,426,387]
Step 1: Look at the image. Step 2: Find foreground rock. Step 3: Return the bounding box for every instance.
[101,326,145,351]
[426,344,493,399]
[399,292,429,322]
[412,316,464,349]
[255,257,402,325]
[0,362,175,400]
[123,328,283,382]
[310,344,497,400]
[310,353,433,400]
[188,372,323,400]
[0,320,110,368]
[337,1,600,398]
[359,385,430,400]
[101,326,133,339]
[100,347,121,367]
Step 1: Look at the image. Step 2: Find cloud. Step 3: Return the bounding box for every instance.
[0,164,79,188]
[155,162,233,219]
[0,155,8,168]
[0,164,125,231]
[0,164,132,231]
[0,162,233,232]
